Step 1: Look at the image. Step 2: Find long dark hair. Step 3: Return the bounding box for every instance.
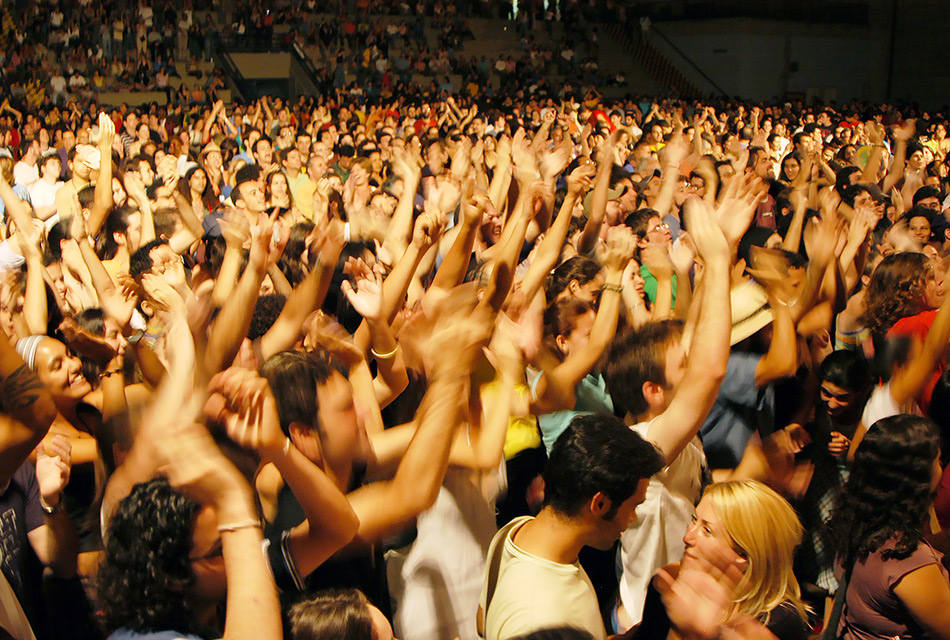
[826,414,939,563]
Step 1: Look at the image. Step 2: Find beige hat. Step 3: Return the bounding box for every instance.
[200,141,222,158]
[730,279,774,345]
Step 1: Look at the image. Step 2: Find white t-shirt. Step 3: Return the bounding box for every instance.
[860,383,921,431]
[12,162,38,188]
[28,179,62,212]
[618,420,706,628]
[391,466,501,640]
[0,241,25,272]
[481,516,607,640]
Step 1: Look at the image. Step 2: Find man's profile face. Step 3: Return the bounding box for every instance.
[592,477,650,549]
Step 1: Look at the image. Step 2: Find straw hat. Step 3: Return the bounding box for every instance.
[199,140,222,158]
[730,279,774,346]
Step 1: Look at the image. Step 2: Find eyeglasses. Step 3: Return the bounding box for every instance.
[649,222,670,233]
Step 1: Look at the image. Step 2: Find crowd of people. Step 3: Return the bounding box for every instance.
[0,6,947,640]
[1,0,613,111]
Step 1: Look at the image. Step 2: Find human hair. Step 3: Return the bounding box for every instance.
[827,414,940,564]
[287,589,373,640]
[864,252,930,338]
[542,413,664,518]
[819,349,873,392]
[259,350,339,439]
[97,204,137,260]
[78,184,97,211]
[96,477,201,637]
[778,151,803,183]
[548,256,601,302]
[248,293,286,341]
[129,238,169,278]
[74,307,106,384]
[702,481,808,625]
[912,185,941,206]
[542,298,594,359]
[623,207,660,241]
[604,321,684,419]
[510,629,595,640]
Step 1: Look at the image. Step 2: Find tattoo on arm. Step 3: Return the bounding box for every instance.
[0,365,43,410]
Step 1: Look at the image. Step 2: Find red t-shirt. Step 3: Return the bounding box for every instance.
[887,309,943,412]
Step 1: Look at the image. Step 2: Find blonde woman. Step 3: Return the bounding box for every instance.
[635,480,810,640]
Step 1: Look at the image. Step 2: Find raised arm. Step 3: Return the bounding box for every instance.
[210,367,359,581]
[88,113,116,238]
[646,198,731,464]
[518,163,596,304]
[532,226,634,414]
[890,282,950,407]
[161,418,282,640]
[0,336,57,486]
[577,132,616,255]
[258,222,344,362]
[346,296,492,544]
[206,211,287,374]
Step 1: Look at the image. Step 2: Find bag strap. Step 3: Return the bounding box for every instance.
[820,559,854,640]
[480,517,527,638]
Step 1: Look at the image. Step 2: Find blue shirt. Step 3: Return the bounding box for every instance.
[535,372,614,454]
[699,352,774,470]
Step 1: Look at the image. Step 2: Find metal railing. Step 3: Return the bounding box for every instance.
[649,24,728,97]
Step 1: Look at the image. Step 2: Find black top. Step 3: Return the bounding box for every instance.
[637,581,809,640]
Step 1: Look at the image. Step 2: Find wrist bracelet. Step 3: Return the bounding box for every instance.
[371,344,400,360]
[101,369,123,378]
[40,496,64,515]
[217,519,261,533]
[601,283,623,293]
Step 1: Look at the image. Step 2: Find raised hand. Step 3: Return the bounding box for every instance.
[342,268,383,322]
[892,118,916,143]
[157,419,253,518]
[157,154,180,191]
[304,311,364,368]
[539,139,572,183]
[206,367,286,461]
[714,172,764,250]
[248,209,288,272]
[603,225,636,273]
[641,242,673,280]
[566,160,596,196]
[684,198,730,265]
[142,273,187,319]
[747,246,797,305]
[97,111,115,151]
[411,209,448,252]
[36,435,71,510]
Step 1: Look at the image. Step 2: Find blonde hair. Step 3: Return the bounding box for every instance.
[704,480,809,625]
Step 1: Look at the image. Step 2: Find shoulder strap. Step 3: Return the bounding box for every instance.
[820,559,853,640]
[481,517,527,637]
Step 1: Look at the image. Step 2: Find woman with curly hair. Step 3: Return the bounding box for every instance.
[862,252,948,416]
[636,480,811,640]
[864,252,942,341]
[826,414,950,640]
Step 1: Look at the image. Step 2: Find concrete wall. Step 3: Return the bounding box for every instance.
[647,0,950,107]
[229,53,291,79]
[650,18,871,102]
